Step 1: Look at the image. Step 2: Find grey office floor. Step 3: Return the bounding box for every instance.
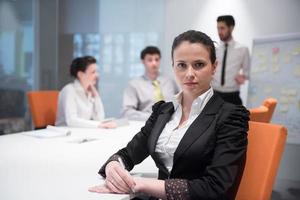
[272,179,300,200]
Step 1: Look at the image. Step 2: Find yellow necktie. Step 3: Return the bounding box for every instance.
[152,80,164,102]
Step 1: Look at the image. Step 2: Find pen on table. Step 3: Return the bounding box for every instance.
[81,138,88,143]
[118,157,135,194]
[78,138,99,144]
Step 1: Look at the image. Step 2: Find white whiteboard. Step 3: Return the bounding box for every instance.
[247,33,300,144]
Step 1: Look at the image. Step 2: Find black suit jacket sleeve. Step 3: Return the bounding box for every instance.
[184,105,249,200]
[98,101,165,177]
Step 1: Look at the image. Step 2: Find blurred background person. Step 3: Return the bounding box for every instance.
[121,46,179,121]
[55,56,116,129]
[212,15,250,105]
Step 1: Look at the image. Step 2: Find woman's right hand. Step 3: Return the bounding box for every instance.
[104,161,135,194]
[87,83,99,97]
[99,121,117,129]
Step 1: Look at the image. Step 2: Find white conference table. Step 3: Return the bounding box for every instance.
[0,121,158,200]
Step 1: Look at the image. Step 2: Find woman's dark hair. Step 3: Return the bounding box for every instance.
[217,15,235,27]
[140,46,161,60]
[171,30,216,64]
[70,56,97,78]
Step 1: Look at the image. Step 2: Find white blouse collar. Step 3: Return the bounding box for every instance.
[172,87,214,117]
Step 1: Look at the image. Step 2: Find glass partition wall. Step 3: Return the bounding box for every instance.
[0,0,35,134]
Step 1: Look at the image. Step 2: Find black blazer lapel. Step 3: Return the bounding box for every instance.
[173,94,224,164]
[148,102,174,155]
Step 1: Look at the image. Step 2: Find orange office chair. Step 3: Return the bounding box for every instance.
[249,105,269,122]
[263,98,277,123]
[236,121,287,200]
[27,91,59,129]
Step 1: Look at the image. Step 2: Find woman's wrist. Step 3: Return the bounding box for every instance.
[133,177,146,193]
[133,177,166,199]
[105,160,119,174]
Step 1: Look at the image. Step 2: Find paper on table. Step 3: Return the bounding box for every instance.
[22,126,71,138]
[46,125,71,135]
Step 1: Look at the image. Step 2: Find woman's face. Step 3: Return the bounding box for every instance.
[173,41,216,97]
[78,63,99,86]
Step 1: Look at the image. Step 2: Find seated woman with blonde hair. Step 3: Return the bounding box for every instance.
[89,30,249,199]
[56,56,115,129]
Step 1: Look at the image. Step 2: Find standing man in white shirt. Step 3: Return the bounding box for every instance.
[121,46,179,121]
[212,15,250,105]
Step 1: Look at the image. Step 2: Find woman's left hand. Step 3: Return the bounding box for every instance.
[88,177,144,194]
[88,184,113,193]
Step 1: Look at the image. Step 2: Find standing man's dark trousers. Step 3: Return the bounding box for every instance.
[214,90,243,105]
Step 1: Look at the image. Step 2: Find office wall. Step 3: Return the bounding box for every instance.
[57,0,100,90]
[0,0,35,133]
[98,0,166,117]
[163,0,300,182]
[37,0,59,90]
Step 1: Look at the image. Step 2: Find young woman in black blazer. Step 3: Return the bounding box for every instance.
[89,30,249,200]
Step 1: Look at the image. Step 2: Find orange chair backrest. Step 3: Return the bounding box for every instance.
[27,91,59,128]
[263,98,277,123]
[236,121,287,200]
[249,105,269,123]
